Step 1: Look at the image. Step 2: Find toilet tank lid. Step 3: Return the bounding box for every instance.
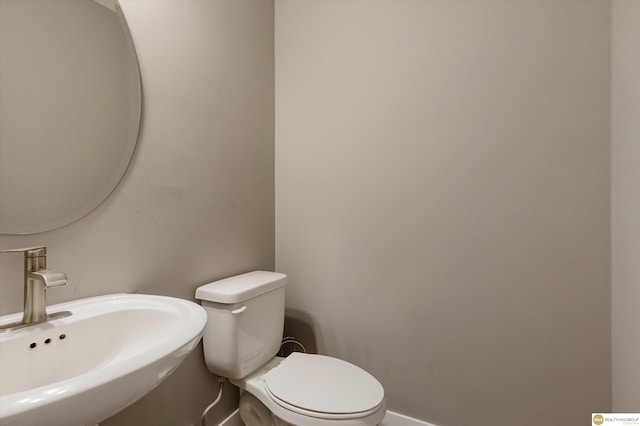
[195,271,287,304]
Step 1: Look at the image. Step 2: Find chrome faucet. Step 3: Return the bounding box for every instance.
[0,246,71,332]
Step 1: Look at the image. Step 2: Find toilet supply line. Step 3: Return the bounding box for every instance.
[201,377,226,426]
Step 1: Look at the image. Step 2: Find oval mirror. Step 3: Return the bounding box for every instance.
[0,0,141,234]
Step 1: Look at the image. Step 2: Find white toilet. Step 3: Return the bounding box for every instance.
[195,271,386,426]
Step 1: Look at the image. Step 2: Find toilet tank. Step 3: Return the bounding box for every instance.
[195,271,287,379]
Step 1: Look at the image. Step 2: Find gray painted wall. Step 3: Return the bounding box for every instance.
[275,1,611,425]
[612,0,640,412]
[0,1,274,424]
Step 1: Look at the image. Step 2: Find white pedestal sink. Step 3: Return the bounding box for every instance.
[0,294,207,426]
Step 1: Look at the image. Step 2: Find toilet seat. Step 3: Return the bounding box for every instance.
[231,354,386,426]
[265,353,385,418]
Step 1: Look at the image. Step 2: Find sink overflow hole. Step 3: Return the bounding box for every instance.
[45,338,51,344]
[29,342,36,349]
[59,334,66,340]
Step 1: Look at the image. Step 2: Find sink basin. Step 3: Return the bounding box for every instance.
[0,293,207,426]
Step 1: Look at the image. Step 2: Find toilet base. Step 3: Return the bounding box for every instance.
[239,393,291,426]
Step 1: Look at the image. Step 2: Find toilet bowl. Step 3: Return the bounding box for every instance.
[233,355,386,426]
[196,271,386,426]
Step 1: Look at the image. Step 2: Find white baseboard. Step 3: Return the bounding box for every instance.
[218,409,243,426]
[220,408,437,426]
[381,410,438,426]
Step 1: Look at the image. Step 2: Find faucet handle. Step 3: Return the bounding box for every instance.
[0,246,47,257]
[2,246,48,271]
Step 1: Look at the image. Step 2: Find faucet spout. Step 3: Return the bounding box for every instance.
[22,269,69,323]
[27,269,69,288]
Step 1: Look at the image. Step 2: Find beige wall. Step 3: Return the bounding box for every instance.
[0,0,274,424]
[612,0,640,412]
[275,1,611,425]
